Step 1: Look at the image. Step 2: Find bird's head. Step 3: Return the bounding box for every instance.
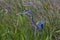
[21,9,32,15]
[16,9,32,16]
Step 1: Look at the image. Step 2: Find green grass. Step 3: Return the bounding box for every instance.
[0,0,60,40]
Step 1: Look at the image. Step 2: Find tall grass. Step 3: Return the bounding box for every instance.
[0,0,60,40]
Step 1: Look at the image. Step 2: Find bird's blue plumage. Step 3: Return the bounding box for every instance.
[36,20,44,29]
[20,9,44,30]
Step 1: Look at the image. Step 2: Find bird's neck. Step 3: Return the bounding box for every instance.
[31,13,38,27]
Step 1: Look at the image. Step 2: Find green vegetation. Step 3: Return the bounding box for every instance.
[0,0,60,40]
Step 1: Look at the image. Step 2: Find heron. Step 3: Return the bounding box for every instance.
[18,9,44,30]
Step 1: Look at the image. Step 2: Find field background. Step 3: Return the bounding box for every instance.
[0,0,60,40]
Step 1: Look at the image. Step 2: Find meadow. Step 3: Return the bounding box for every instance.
[0,0,60,40]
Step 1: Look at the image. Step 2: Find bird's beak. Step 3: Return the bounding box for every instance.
[16,12,26,15]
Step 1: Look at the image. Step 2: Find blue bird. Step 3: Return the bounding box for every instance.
[20,9,44,30]
[36,20,44,29]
